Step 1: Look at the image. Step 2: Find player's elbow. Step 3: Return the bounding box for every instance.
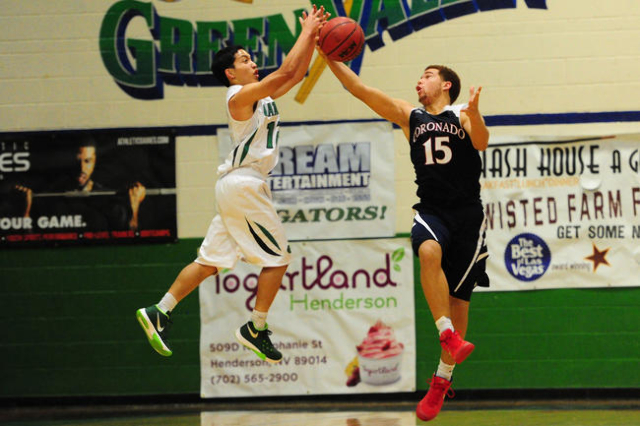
[275,65,297,83]
[291,70,307,85]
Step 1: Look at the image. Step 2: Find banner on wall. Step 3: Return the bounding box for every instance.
[199,238,415,398]
[218,121,396,240]
[0,130,177,247]
[480,133,640,291]
[99,0,547,100]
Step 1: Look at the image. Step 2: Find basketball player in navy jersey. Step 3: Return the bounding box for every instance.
[321,56,489,421]
[136,6,329,363]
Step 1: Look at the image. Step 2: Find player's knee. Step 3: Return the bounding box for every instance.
[196,262,218,277]
[418,240,442,266]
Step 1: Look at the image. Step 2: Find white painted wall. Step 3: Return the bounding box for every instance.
[1,0,639,236]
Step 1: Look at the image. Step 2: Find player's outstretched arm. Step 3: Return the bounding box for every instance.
[321,50,413,135]
[232,5,327,109]
[272,7,330,99]
[461,86,489,151]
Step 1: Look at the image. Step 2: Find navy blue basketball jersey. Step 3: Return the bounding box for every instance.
[409,105,482,209]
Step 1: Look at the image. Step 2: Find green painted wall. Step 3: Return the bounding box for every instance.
[1,239,638,398]
[412,260,640,390]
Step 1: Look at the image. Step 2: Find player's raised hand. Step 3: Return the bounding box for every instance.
[461,86,489,151]
[461,86,482,116]
[299,5,329,34]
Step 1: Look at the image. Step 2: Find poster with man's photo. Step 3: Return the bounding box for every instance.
[0,130,177,247]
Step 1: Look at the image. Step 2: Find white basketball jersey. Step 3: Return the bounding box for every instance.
[217,85,280,178]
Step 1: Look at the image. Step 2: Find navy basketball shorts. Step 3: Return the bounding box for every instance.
[411,205,489,301]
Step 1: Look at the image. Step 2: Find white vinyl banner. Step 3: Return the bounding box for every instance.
[199,238,415,398]
[201,411,416,426]
[480,134,640,292]
[218,121,395,240]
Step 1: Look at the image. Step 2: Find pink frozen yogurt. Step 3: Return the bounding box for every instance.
[356,320,404,359]
[356,320,404,385]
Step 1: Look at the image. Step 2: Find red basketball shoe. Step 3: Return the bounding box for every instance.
[439,329,475,364]
[416,375,454,421]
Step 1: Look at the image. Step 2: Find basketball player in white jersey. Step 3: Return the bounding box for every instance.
[137,6,329,364]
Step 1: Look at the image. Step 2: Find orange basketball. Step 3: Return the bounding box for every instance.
[318,17,365,62]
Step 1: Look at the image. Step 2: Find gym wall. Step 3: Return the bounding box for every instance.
[1,0,639,397]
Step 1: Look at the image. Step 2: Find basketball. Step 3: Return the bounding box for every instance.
[318,17,365,62]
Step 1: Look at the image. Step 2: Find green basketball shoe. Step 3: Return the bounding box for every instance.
[235,321,282,363]
[136,305,173,357]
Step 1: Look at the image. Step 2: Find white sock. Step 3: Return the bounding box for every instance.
[251,309,268,330]
[157,293,178,314]
[435,359,455,381]
[435,316,454,335]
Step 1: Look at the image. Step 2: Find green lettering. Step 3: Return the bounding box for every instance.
[290,294,308,310]
[232,17,266,67]
[309,208,325,222]
[346,207,363,221]
[363,206,378,220]
[278,209,291,223]
[326,207,345,222]
[264,13,300,69]
[158,17,194,74]
[345,298,355,309]
[195,21,228,73]
[99,0,161,98]
[290,209,308,223]
[333,293,344,309]
[362,0,408,38]
[409,0,440,16]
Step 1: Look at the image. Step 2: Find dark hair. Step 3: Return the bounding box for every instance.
[426,64,461,104]
[211,45,244,87]
[71,133,97,152]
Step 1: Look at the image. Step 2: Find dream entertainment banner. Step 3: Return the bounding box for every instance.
[218,121,395,240]
[199,238,415,398]
[0,130,177,247]
[480,133,640,292]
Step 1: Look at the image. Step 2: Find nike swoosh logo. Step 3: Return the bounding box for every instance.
[249,326,259,339]
[156,314,165,332]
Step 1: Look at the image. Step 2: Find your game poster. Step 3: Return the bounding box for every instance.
[217,121,396,240]
[480,133,640,292]
[199,238,415,398]
[0,130,177,247]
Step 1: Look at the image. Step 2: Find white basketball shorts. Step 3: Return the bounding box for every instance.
[195,168,292,269]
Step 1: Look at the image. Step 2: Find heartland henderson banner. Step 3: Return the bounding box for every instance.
[218,121,395,240]
[199,238,415,398]
[0,130,177,247]
[479,133,640,292]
